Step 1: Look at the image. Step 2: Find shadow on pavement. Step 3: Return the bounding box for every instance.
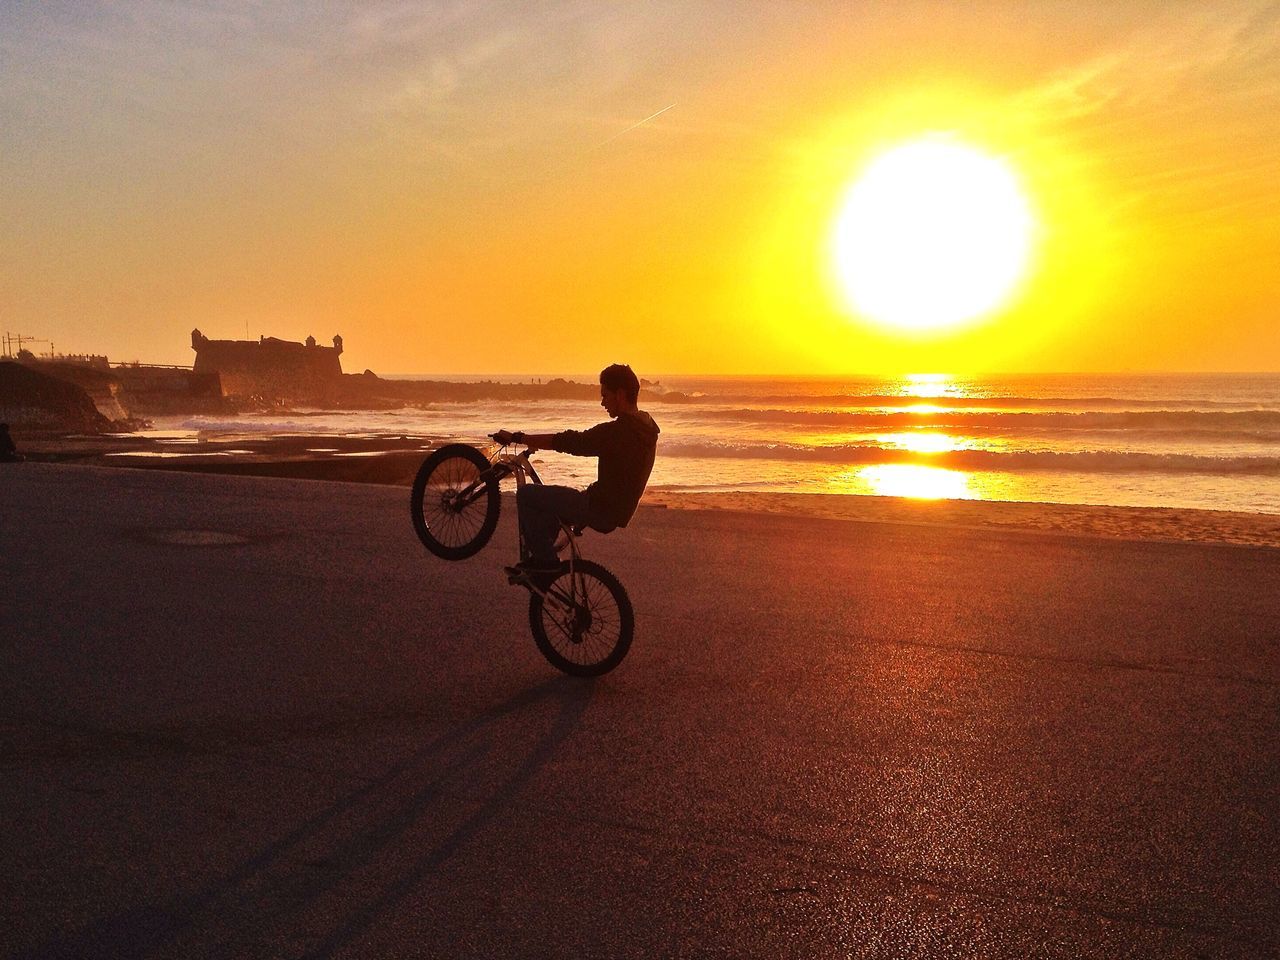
[21,674,595,960]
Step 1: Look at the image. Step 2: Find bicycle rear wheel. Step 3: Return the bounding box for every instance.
[528,559,634,676]
[410,444,500,560]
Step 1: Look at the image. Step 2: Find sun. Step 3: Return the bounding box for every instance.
[832,137,1035,332]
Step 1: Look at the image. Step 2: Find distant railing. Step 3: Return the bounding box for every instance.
[42,353,109,365]
[112,362,197,370]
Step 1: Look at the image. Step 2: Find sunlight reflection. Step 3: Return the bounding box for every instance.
[859,463,974,500]
[901,373,955,399]
[874,431,960,454]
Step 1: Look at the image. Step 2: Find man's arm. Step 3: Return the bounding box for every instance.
[492,430,556,450]
[520,433,557,451]
[493,423,611,456]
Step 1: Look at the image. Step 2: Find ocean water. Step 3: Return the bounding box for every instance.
[148,373,1280,515]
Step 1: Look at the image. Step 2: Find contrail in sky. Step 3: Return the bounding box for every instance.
[594,102,677,148]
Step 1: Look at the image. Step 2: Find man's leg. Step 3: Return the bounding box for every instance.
[517,484,594,567]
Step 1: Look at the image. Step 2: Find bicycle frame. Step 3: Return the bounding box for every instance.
[452,447,586,593]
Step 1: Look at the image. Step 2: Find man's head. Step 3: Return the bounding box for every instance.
[599,363,640,418]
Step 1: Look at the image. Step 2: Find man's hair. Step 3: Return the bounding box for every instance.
[599,363,640,403]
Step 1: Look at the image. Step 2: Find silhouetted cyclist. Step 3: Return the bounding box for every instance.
[493,364,659,587]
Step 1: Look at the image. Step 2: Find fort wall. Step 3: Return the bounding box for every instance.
[191,330,344,403]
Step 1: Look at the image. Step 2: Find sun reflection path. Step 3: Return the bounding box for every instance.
[875,431,961,454]
[817,374,984,500]
[858,463,975,500]
[901,372,959,399]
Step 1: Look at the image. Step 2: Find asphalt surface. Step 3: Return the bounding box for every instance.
[2,463,1278,959]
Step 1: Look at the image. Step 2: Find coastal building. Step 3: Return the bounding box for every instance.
[191,329,344,403]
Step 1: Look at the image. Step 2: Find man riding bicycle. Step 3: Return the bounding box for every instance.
[493,363,660,587]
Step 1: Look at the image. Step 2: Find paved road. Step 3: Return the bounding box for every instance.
[2,464,1278,959]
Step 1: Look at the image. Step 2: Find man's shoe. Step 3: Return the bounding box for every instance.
[504,560,560,590]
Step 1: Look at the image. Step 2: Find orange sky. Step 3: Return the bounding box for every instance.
[3,2,1279,374]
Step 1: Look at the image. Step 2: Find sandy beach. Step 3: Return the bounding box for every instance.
[648,489,1280,551]
[19,432,1280,551]
[2,461,1278,957]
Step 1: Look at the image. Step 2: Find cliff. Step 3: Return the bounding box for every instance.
[20,361,131,421]
[16,359,224,419]
[0,361,114,433]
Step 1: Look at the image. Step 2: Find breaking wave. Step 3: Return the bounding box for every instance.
[177,416,436,435]
[652,392,1277,410]
[664,407,1280,433]
[658,440,1280,475]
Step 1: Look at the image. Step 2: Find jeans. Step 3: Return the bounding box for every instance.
[518,484,606,566]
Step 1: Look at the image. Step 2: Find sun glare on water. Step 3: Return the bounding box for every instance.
[832,138,1034,331]
[860,464,974,500]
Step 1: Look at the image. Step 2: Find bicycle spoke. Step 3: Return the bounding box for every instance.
[421,456,487,548]
[539,569,624,666]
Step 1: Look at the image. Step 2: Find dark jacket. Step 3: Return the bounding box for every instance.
[551,411,660,529]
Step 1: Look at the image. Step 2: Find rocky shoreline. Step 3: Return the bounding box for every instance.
[0,361,141,433]
[2,357,684,438]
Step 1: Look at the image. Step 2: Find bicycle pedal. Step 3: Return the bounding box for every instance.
[504,566,537,588]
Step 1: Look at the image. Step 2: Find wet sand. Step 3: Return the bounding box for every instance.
[647,489,1280,550]
[19,431,1280,550]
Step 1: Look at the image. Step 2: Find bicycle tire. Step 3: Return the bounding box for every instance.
[528,559,634,676]
[410,444,500,560]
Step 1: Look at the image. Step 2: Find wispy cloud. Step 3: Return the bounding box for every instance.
[1021,3,1280,120]
[1011,2,1280,222]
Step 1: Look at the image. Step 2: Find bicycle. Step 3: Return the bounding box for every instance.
[410,438,634,676]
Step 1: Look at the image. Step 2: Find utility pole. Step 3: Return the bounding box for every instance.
[2,333,51,358]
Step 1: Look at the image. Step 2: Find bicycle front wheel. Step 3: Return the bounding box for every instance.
[528,559,634,676]
[410,444,500,560]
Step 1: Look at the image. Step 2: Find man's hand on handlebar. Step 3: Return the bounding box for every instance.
[491,430,553,451]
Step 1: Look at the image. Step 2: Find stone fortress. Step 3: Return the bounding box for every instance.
[191,329,345,404]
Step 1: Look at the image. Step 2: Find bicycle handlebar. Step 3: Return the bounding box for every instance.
[489,432,535,458]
